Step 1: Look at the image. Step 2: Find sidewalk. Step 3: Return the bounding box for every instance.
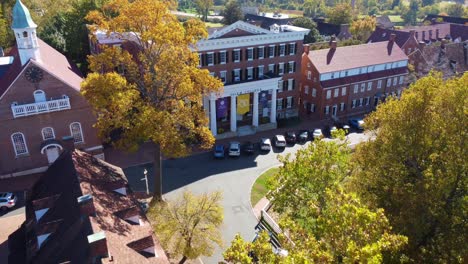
[252,197,270,220]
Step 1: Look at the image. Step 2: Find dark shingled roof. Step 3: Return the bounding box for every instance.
[424,14,468,25]
[367,27,411,48]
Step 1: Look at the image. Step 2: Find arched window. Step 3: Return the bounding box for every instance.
[41,127,55,140]
[70,122,84,144]
[11,132,28,155]
[23,31,28,38]
[33,90,46,103]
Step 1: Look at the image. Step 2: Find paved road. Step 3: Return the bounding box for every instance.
[125,132,371,264]
[0,192,25,219]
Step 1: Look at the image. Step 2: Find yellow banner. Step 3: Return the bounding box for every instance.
[237,94,250,115]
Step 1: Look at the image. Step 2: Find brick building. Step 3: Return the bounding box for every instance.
[300,36,408,122]
[0,0,103,180]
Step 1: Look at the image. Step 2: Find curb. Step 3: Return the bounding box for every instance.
[248,164,282,221]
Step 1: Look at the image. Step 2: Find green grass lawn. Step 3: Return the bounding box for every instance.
[251,167,280,207]
[205,22,224,28]
[388,15,404,23]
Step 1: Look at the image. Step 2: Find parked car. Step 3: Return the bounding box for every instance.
[242,141,255,155]
[260,138,272,152]
[313,128,323,139]
[349,118,365,130]
[285,131,297,144]
[274,135,287,148]
[229,141,241,157]
[298,130,309,143]
[0,192,17,211]
[213,144,225,159]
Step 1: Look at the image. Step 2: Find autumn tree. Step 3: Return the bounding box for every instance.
[350,16,376,42]
[149,191,224,264]
[326,3,354,25]
[352,72,468,262]
[221,0,243,25]
[0,9,10,48]
[82,0,222,200]
[195,0,213,22]
[292,17,321,43]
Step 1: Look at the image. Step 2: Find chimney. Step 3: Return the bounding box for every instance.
[330,40,337,49]
[88,231,109,259]
[304,44,310,55]
[77,194,96,217]
[422,31,426,40]
[329,36,336,46]
[409,29,416,39]
[389,33,396,42]
[419,41,426,52]
[61,135,75,152]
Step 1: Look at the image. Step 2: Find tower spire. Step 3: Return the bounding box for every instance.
[12,0,40,65]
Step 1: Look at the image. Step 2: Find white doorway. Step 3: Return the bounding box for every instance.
[46,146,60,164]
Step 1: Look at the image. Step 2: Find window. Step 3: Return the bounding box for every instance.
[258,66,264,79]
[341,87,346,96]
[278,63,285,75]
[352,100,356,108]
[334,88,339,98]
[360,83,365,92]
[247,48,253,61]
[326,90,331,99]
[233,69,241,82]
[307,71,312,80]
[269,46,275,58]
[304,85,309,94]
[220,71,227,83]
[207,52,214,66]
[23,31,28,37]
[340,102,345,111]
[247,67,253,80]
[288,62,294,73]
[11,132,28,155]
[277,98,283,110]
[287,79,294,91]
[366,96,370,105]
[289,43,295,55]
[268,64,275,74]
[198,53,202,67]
[258,47,264,59]
[220,51,227,64]
[377,80,382,89]
[233,49,240,62]
[209,72,215,77]
[33,90,46,103]
[286,96,293,108]
[387,78,392,87]
[408,47,412,54]
[70,122,84,144]
[310,103,316,112]
[324,106,330,115]
[312,88,317,97]
[278,80,284,92]
[354,84,358,94]
[359,98,364,107]
[363,97,368,106]
[42,127,55,140]
[279,44,285,56]
[367,82,372,91]
[399,76,404,85]
[393,77,398,86]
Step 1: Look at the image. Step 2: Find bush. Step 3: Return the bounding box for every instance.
[217,127,224,134]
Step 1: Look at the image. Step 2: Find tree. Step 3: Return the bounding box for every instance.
[402,0,419,25]
[195,0,213,22]
[82,0,222,200]
[0,9,11,48]
[350,16,376,42]
[326,3,354,25]
[446,3,465,17]
[292,17,321,44]
[303,0,326,18]
[352,72,468,262]
[221,0,243,25]
[149,191,224,264]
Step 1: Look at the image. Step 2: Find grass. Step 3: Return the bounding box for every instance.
[205,22,224,28]
[251,167,280,207]
[388,15,404,23]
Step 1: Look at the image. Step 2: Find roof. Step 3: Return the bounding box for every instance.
[400,24,452,42]
[376,15,394,29]
[9,150,169,263]
[320,68,408,88]
[0,38,83,98]
[367,27,411,47]
[424,14,468,25]
[244,13,294,29]
[11,0,37,29]
[308,41,408,74]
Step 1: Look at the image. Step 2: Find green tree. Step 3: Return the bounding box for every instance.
[402,0,419,25]
[326,3,354,25]
[303,0,326,18]
[221,0,243,25]
[195,0,213,22]
[352,72,468,262]
[0,9,11,48]
[350,16,376,42]
[292,17,321,44]
[149,191,224,264]
[446,3,465,17]
[82,0,222,200]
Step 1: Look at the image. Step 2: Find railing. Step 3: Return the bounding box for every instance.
[11,97,71,118]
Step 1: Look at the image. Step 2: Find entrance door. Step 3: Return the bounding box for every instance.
[332,105,337,117]
[46,146,60,164]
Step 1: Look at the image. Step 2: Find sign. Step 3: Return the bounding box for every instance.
[216,98,228,118]
[237,94,250,115]
[259,91,268,108]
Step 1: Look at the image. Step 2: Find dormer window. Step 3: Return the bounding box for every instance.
[33,90,46,103]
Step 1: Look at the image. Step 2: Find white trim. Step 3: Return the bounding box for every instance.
[322,74,407,90]
[0,166,49,179]
[41,127,55,140]
[69,122,84,144]
[220,77,281,97]
[208,21,272,39]
[11,132,29,156]
[40,144,63,154]
[206,52,214,66]
[84,145,104,152]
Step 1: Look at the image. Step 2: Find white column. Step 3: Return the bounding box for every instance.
[210,97,217,136]
[230,95,237,132]
[270,87,277,123]
[253,91,259,127]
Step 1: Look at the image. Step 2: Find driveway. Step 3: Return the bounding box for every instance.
[124,132,371,264]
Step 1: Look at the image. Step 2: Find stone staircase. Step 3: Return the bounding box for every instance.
[237,125,256,137]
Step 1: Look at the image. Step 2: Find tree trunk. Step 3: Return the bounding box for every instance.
[178,255,188,264]
[153,143,163,201]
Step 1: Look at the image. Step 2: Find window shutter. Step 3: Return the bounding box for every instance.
[231,71,234,82]
[232,50,235,61]
[201,54,206,66]
[293,62,296,72]
[285,44,290,55]
[264,46,268,57]
[291,97,294,107]
[294,43,298,54]
[283,99,287,109]
[292,79,296,89]
[226,51,229,63]
[244,69,247,80]
[275,45,279,57]
[214,53,217,65]
[285,63,289,73]
[275,64,279,74]
[239,50,243,61]
[283,80,287,91]
[254,67,258,79]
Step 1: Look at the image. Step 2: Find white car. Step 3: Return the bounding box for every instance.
[228,141,241,157]
[260,138,272,151]
[274,135,287,148]
[313,129,323,139]
[0,192,17,211]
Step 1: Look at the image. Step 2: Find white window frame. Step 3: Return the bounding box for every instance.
[220,71,227,84]
[289,43,295,55]
[269,45,275,58]
[359,98,364,107]
[247,47,254,61]
[393,77,398,86]
[387,78,392,87]
[312,88,317,97]
[360,83,365,92]
[41,127,55,140]
[341,87,346,96]
[233,49,240,62]
[304,85,309,94]
[220,51,227,64]
[70,122,84,144]
[352,100,356,108]
[233,69,241,81]
[288,61,294,73]
[286,96,292,108]
[207,52,214,66]
[366,96,371,105]
[268,64,275,74]
[324,105,330,115]
[340,102,345,111]
[277,98,283,110]
[354,84,358,94]
[377,80,382,89]
[399,76,404,85]
[279,44,286,56]
[258,66,264,79]
[367,82,372,91]
[278,80,284,92]
[11,132,28,156]
[247,67,254,80]
[278,63,285,75]
[258,46,264,59]
[334,88,339,98]
[326,90,331,99]
[310,103,315,112]
[33,90,46,103]
[307,71,312,80]
[287,79,293,91]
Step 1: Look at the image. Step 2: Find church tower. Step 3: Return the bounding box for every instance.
[11,0,40,66]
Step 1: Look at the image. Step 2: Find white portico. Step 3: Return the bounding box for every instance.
[206,77,281,136]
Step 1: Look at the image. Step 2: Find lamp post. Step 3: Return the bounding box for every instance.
[141,168,149,195]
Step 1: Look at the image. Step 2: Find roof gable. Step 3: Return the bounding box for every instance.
[208,21,272,39]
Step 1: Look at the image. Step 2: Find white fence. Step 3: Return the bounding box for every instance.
[12,97,70,118]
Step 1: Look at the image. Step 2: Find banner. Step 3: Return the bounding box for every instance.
[216,98,228,118]
[237,94,250,115]
[259,91,268,108]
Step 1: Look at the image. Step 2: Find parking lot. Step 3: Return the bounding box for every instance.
[0,191,25,264]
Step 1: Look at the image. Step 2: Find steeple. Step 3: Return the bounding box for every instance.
[11,0,40,65]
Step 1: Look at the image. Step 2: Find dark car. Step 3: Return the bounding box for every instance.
[242,141,255,154]
[285,131,297,144]
[349,118,364,130]
[298,130,309,143]
[213,144,225,159]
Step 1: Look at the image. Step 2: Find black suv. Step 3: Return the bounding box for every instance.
[285,131,297,144]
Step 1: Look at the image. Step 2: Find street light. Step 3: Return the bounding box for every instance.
[141,168,149,195]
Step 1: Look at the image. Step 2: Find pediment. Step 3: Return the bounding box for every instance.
[209,21,272,39]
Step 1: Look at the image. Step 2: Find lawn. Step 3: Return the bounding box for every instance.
[388,15,404,23]
[251,167,280,207]
[205,22,224,28]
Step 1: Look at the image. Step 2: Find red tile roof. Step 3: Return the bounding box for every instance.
[308,41,408,74]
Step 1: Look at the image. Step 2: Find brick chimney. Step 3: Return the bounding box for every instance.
[389,33,396,42]
[87,231,109,260]
[77,194,96,217]
[409,29,415,39]
[304,44,310,55]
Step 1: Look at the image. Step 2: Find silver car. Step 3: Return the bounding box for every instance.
[0,192,17,211]
[260,138,272,151]
[274,135,287,148]
[229,141,241,157]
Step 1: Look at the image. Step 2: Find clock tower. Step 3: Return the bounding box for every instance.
[11,0,40,66]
